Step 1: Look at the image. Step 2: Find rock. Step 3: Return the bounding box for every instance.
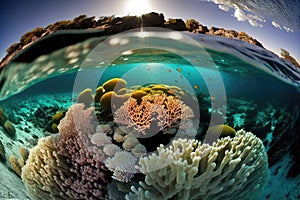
[192,24,209,34]
[0,140,5,161]
[208,27,220,35]
[141,12,165,27]
[186,19,200,31]
[108,13,165,34]
[165,18,187,31]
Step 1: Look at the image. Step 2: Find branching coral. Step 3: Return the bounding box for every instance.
[22,104,111,200]
[114,93,194,135]
[128,130,269,200]
[21,136,71,200]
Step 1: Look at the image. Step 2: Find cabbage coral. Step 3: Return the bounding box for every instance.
[128,130,269,200]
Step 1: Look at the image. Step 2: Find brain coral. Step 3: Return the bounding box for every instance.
[21,104,111,200]
[128,130,269,200]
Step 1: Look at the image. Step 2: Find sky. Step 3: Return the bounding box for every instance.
[0,0,299,62]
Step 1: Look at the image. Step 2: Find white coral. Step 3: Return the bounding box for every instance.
[129,130,269,200]
[105,151,138,182]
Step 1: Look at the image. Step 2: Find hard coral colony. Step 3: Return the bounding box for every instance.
[20,78,269,200]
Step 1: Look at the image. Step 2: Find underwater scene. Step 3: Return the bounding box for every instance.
[0,29,299,200]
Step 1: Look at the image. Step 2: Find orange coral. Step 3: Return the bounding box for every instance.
[114,93,194,135]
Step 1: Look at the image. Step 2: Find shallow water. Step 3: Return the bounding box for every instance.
[0,30,299,199]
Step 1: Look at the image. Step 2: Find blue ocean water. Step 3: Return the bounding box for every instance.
[0,30,299,199]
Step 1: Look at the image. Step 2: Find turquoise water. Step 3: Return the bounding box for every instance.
[0,30,299,199]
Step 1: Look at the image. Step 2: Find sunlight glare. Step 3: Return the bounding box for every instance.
[124,0,153,16]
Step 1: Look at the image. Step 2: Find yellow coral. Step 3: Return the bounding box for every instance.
[100,91,116,109]
[131,90,147,103]
[151,85,169,92]
[19,146,29,161]
[52,111,64,123]
[9,155,22,177]
[94,86,105,103]
[103,78,127,92]
[141,87,152,93]
[4,120,16,136]
[206,124,236,144]
[100,91,129,109]
[77,88,94,106]
[0,107,8,125]
[52,123,58,133]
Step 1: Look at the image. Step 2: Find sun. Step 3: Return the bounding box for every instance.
[124,0,153,16]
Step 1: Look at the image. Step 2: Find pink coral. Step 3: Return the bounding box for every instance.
[54,104,110,199]
[114,93,194,135]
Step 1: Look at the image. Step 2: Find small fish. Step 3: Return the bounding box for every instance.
[167,69,172,73]
[211,96,215,100]
[180,75,183,79]
[176,67,182,72]
[193,85,199,89]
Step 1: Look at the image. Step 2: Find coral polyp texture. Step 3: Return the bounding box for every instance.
[128,130,269,200]
[114,93,194,135]
[21,104,111,200]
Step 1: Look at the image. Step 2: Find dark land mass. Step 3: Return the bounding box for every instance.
[0,12,264,69]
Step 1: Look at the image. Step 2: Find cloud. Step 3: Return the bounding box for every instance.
[202,0,300,32]
[232,6,263,27]
[272,21,282,29]
[218,5,230,12]
[233,8,247,21]
[283,26,294,32]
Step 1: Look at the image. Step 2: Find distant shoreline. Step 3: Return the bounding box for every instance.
[1,12,298,70]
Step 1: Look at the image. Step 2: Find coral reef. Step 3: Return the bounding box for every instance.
[129,130,269,200]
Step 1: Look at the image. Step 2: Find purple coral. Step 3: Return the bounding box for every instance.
[114,93,194,135]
